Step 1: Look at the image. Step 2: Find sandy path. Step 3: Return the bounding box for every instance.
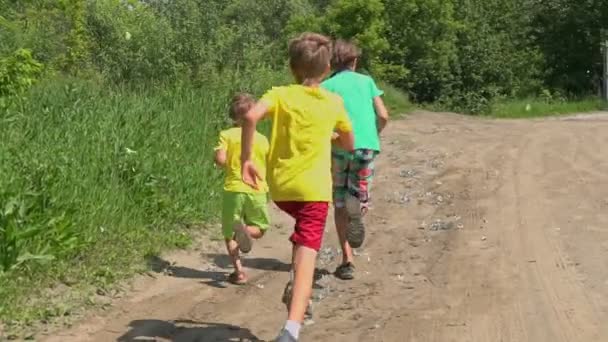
[42,111,608,342]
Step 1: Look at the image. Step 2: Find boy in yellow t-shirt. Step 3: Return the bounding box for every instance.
[240,33,354,341]
[214,93,270,285]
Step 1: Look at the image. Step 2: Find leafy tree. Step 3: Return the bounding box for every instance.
[533,0,608,95]
[382,0,458,102]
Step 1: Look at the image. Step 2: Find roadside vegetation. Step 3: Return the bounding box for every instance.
[0,0,606,335]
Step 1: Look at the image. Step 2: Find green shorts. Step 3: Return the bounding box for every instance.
[221,191,270,239]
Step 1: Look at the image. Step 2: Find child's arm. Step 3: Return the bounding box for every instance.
[214,149,227,167]
[214,132,228,168]
[334,129,355,151]
[334,98,355,152]
[241,101,269,189]
[373,96,389,134]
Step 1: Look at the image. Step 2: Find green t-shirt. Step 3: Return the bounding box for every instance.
[321,70,384,151]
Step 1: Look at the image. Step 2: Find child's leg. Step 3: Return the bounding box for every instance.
[275,202,328,326]
[241,192,271,239]
[224,238,246,284]
[349,149,377,213]
[332,152,355,268]
[334,208,354,266]
[344,149,377,249]
[222,191,250,261]
[289,245,317,322]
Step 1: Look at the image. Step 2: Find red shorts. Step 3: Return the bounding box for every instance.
[275,201,329,252]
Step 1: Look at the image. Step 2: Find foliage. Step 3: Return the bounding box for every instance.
[0,69,286,327]
[322,0,389,73]
[0,48,43,107]
[0,0,606,331]
[378,81,415,116]
[532,0,608,95]
[382,0,458,102]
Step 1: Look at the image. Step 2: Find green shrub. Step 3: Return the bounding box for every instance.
[0,49,43,98]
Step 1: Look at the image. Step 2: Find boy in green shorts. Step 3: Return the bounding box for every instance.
[214,93,270,285]
[322,40,389,280]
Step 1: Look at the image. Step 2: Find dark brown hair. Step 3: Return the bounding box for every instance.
[288,33,332,84]
[331,39,361,71]
[229,93,255,121]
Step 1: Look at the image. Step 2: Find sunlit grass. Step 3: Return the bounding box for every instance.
[490,97,605,118]
[0,70,286,334]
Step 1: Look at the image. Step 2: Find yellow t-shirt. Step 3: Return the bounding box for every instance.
[261,85,352,202]
[215,127,269,193]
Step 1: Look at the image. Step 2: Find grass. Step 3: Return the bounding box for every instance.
[0,69,286,336]
[489,97,606,118]
[0,73,407,337]
[378,81,415,117]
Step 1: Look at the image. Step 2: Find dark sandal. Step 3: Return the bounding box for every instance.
[228,271,248,285]
[334,262,355,280]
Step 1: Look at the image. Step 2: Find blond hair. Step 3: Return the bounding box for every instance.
[288,33,332,84]
[229,93,255,121]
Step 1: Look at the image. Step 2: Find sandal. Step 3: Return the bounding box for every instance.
[334,262,355,280]
[228,271,248,285]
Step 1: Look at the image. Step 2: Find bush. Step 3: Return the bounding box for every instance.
[0,48,43,107]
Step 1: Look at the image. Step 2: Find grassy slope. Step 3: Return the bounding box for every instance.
[0,71,285,332]
[489,98,606,118]
[378,81,415,117]
[0,75,409,336]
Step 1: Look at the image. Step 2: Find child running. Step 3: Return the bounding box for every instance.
[214,93,271,285]
[240,33,354,342]
[321,40,389,280]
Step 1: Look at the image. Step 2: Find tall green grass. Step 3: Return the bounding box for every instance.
[378,81,415,116]
[0,69,286,330]
[489,97,605,118]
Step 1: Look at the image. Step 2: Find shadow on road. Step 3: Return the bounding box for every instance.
[117,319,261,342]
[145,255,229,288]
[145,254,290,289]
[206,253,291,273]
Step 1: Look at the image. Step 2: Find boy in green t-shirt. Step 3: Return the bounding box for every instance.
[321,40,389,280]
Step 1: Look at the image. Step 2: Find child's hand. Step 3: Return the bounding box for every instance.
[331,132,339,140]
[242,160,262,190]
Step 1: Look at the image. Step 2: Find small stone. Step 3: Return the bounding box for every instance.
[399,169,418,178]
[304,319,315,326]
[481,236,487,241]
[430,220,454,231]
[374,324,381,329]
[256,284,264,289]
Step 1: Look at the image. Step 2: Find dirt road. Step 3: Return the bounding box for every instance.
[43,111,608,342]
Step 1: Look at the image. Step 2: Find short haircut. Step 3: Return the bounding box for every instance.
[288,33,332,83]
[331,39,361,71]
[229,93,255,121]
